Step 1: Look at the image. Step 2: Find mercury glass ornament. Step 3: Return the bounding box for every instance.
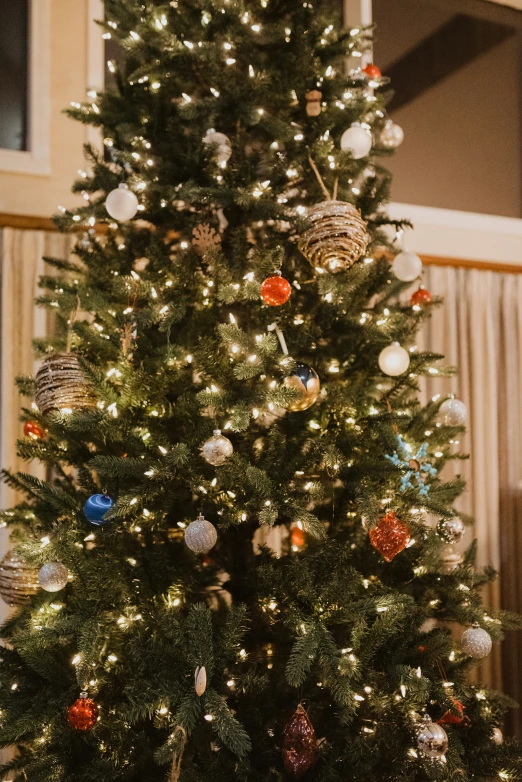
[298,200,368,273]
[440,544,464,573]
[105,183,139,221]
[35,353,97,415]
[416,715,448,759]
[340,122,372,159]
[439,397,467,427]
[378,342,410,376]
[0,551,38,606]
[283,363,320,412]
[438,517,465,544]
[203,129,232,166]
[392,250,422,282]
[185,515,217,553]
[380,120,404,149]
[492,727,504,745]
[201,430,233,466]
[38,561,69,592]
[282,704,317,778]
[461,624,492,659]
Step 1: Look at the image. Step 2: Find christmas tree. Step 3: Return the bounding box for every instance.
[1,0,521,780]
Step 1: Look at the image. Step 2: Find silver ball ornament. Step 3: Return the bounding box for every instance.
[439,397,467,426]
[38,561,69,592]
[380,120,404,149]
[416,715,448,759]
[461,624,492,659]
[105,184,139,221]
[201,430,233,466]
[392,250,422,282]
[440,544,464,573]
[185,515,217,554]
[203,129,232,166]
[378,342,410,376]
[340,123,372,159]
[438,517,465,544]
[492,727,504,745]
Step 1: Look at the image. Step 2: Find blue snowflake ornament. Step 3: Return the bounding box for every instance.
[385,435,438,497]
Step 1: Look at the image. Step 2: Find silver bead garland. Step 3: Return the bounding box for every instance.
[298,200,368,274]
[35,353,97,415]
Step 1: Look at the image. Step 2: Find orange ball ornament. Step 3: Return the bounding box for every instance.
[23,421,45,440]
[438,698,465,726]
[411,286,432,307]
[260,272,292,306]
[363,63,381,79]
[68,693,99,731]
[291,525,305,548]
[369,511,410,562]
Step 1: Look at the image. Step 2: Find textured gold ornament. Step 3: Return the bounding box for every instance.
[0,551,39,606]
[298,200,368,273]
[35,353,97,415]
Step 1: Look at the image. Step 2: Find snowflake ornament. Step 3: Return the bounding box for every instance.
[385,435,438,497]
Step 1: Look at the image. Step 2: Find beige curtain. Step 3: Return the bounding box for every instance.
[420,265,522,733]
[0,228,74,623]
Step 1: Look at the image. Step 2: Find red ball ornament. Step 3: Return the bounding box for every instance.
[369,511,410,562]
[260,272,292,306]
[291,525,305,549]
[411,286,432,307]
[23,421,45,440]
[282,704,317,778]
[68,693,99,731]
[438,698,465,726]
[363,63,382,79]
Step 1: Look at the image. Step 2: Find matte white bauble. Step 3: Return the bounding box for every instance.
[461,624,492,659]
[392,250,422,282]
[378,342,410,376]
[492,727,504,745]
[38,561,69,592]
[380,120,404,149]
[203,129,232,166]
[105,184,139,221]
[439,397,467,426]
[340,123,372,159]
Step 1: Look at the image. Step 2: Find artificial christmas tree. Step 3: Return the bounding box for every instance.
[0,1,521,780]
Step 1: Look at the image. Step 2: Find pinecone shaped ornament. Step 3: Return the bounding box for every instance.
[282,704,317,778]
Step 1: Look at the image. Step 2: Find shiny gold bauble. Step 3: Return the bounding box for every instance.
[298,200,368,273]
[35,352,97,415]
[0,551,39,606]
[283,363,320,411]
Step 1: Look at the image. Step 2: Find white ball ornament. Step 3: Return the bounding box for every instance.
[378,342,410,376]
[492,727,504,745]
[203,129,232,166]
[380,120,404,149]
[439,397,467,427]
[461,624,492,659]
[201,430,233,466]
[105,183,139,221]
[340,122,372,159]
[38,561,69,592]
[185,515,217,554]
[392,250,422,282]
[416,715,448,760]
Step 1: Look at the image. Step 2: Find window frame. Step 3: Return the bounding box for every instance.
[0,0,50,176]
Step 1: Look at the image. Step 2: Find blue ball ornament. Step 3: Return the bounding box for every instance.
[83,494,114,526]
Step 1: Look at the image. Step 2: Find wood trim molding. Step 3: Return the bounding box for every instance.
[0,213,56,231]
[420,254,522,274]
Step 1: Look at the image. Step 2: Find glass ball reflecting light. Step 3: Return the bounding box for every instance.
[439,397,467,426]
[380,120,404,149]
[201,430,233,466]
[283,363,320,411]
[185,515,218,553]
[416,715,448,759]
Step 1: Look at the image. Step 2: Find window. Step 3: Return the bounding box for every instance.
[0,0,29,151]
[373,0,522,218]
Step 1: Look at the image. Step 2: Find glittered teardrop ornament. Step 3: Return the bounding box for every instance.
[369,511,410,562]
[298,200,368,274]
[282,705,317,778]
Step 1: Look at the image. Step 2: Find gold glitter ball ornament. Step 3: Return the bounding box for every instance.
[0,551,39,606]
[298,200,368,274]
[35,353,97,415]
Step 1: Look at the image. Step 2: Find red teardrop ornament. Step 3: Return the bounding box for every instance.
[282,705,317,778]
[438,698,465,726]
[369,511,410,562]
[68,693,99,731]
[411,287,432,307]
[363,63,381,79]
[23,421,45,440]
[261,273,292,306]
